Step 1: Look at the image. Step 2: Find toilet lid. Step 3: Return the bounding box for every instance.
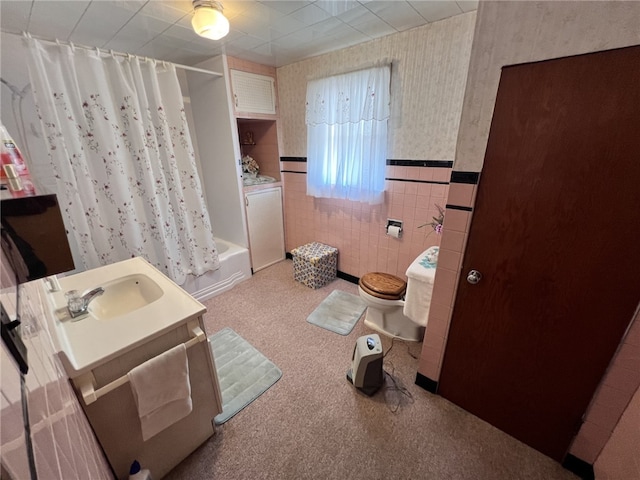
[359,272,406,300]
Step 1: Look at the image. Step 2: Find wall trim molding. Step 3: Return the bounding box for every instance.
[280,157,307,162]
[282,158,455,169]
[387,159,454,168]
[387,177,449,185]
[450,171,480,184]
[445,204,473,212]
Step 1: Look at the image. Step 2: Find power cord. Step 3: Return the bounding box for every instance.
[381,337,417,413]
[383,336,419,360]
[382,360,414,414]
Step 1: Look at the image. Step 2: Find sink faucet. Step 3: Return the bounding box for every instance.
[68,287,105,318]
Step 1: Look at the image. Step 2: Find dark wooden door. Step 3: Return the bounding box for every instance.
[438,46,640,462]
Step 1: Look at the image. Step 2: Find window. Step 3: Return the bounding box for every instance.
[305,65,390,204]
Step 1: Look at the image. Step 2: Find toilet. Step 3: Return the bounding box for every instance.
[358,249,437,342]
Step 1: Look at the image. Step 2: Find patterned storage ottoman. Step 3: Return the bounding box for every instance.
[291,242,338,289]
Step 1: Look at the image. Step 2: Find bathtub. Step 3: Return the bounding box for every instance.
[180,237,252,302]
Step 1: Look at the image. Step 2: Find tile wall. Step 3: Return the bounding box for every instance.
[417,175,477,380]
[0,281,111,479]
[281,160,451,280]
[594,375,640,479]
[570,312,640,465]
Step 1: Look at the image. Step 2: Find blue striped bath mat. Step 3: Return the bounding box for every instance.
[306,290,367,335]
[209,327,282,425]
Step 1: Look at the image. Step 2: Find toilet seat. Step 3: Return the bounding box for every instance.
[359,272,406,300]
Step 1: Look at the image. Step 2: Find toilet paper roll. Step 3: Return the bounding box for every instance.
[387,225,402,238]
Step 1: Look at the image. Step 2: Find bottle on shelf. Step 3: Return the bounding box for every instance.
[1,124,29,179]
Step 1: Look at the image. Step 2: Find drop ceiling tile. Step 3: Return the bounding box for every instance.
[233,17,276,41]
[456,1,479,13]
[267,12,307,36]
[316,24,369,49]
[315,0,360,16]
[104,14,174,51]
[0,1,33,34]
[290,3,332,26]
[408,1,462,23]
[162,23,200,43]
[155,0,194,15]
[69,1,143,47]
[271,28,315,48]
[258,1,312,15]
[221,0,255,18]
[166,50,212,65]
[364,1,426,31]
[349,16,395,39]
[28,1,91,40]
[226,34,267,50]
[139,1,189,23]
[182,38,225,55]
[135,43,181,62]
[337,4,376,24]
[309,17,348,35]
[240,1,286,22]
[143,34,192,52]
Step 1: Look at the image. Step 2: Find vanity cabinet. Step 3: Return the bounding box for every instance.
[245,186,285,272]
[45,257,223,480]
[73,317,221,480]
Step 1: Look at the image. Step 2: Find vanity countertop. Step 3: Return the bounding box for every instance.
[243,180,282,193]
[45,257,205,377]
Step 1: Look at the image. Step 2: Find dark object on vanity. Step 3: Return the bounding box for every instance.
[1,194,75,283]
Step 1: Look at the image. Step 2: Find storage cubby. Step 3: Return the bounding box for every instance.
[237,118,280,182]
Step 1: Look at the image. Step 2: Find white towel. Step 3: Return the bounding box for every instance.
[403,249,438,327]
[127,343,193,441]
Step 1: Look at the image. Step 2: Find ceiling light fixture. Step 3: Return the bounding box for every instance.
[191,0,230,41]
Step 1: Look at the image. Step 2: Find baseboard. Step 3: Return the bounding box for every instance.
[415,372,438,393]
[562,454,594,480]
[337,270,359,284]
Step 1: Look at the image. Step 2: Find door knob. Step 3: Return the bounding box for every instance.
[467,270,482,284]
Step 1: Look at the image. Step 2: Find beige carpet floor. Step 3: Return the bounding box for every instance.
[166,259,577,480]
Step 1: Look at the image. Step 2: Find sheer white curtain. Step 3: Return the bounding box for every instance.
[305,65,390,204]
[25,38,218,284]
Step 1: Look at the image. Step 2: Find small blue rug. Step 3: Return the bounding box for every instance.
[306,290,367,336]
[209,328,282,425]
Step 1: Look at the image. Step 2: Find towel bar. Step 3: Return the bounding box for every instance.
[77,324,206,405]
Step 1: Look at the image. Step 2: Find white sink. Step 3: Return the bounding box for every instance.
[45,257,206,377]
[88,273,163,320]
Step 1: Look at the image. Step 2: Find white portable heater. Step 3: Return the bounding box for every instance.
[346,334,384,396]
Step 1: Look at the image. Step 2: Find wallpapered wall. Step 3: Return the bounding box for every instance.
[278,12,476,160]
[453,0,640,172]
[276,12,476,279]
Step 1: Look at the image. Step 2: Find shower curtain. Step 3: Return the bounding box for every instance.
[25,38,218,284]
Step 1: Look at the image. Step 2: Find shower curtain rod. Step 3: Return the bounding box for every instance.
[22,32,223,77]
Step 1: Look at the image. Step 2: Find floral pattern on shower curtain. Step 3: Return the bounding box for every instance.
[25,38,219,284]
